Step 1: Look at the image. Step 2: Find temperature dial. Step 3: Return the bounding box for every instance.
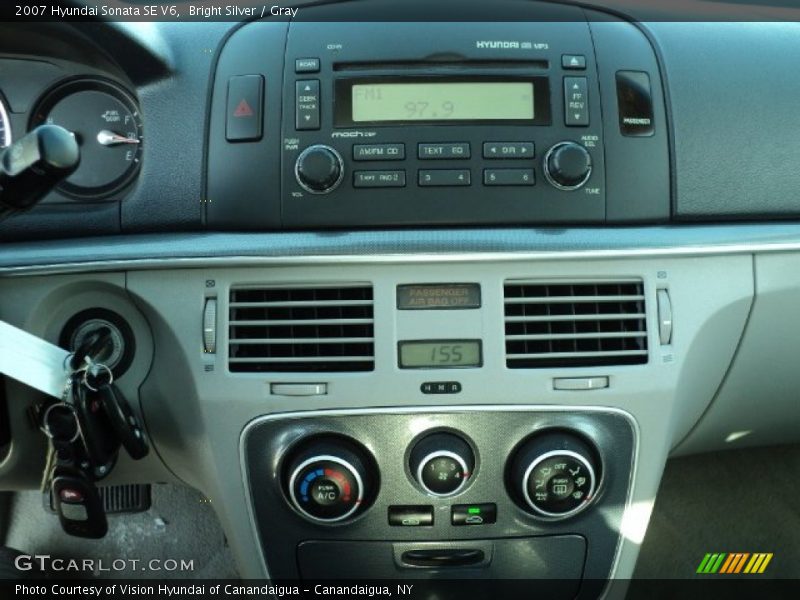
[410,432,474,497]
[295,144,344,194]
[543,141,592,191]
[285,436,374,523]
[509,431,599,519]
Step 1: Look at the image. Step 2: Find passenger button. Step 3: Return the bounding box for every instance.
[484,169,535,186]
[389,505,433,527]
[418,143,470,159]
[226,75,264,142]
[616,71,655,137]
[564,77,589,127]
[353,170,406,188]
[296,80,320,130]
[483,142,534,159]
[452,503,497,526]
[353,143,405,161]
[295,58,320,73]
[418,169,471,187]
[562,54,587,70]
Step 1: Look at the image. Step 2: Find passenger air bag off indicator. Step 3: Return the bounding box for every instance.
[616,71,655,137]
[226,74,264,142]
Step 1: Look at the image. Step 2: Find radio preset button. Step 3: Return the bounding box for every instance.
[564,77,589,127]
[562,54,587,70]
[353,144,405,161]
[295,58,320,73]
[296,80,320,130]
[484,169,535,186]
[418,143,471,160]
[353,170,406,188]
[418,169,471,187]
[483,142,535,159]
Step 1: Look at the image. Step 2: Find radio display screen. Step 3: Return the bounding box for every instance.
[335,77,551,126]
[352,82,533,122]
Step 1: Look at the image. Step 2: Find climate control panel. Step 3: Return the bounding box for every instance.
[246,408,634,582]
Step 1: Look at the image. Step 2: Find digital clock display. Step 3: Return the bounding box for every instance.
[399,340,482,369]
[351,81,534,122]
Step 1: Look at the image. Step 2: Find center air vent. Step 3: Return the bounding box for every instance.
[504,280,648,368]
[229,285,374,373]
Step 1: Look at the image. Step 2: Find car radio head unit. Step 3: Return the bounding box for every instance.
[206,0,670,229]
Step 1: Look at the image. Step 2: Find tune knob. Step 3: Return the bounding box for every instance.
[410,433,475,497]
[543,141,592,190]
[509,431,599,519]
[294,144,344,194]
[285,436,375,523]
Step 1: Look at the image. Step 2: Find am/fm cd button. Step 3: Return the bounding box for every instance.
[353,144,405,161]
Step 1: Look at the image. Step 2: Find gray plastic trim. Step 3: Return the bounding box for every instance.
[6,226,800,276]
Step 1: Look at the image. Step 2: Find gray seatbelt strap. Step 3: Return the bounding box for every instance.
[0,320,69,399]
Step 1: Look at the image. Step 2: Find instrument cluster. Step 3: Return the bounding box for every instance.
[0,74,143,200]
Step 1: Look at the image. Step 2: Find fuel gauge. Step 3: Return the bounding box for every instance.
[31,79,143,198]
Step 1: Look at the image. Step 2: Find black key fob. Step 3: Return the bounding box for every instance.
[98,384,149,460]
[51,466,108,538]
[75,383,121,467]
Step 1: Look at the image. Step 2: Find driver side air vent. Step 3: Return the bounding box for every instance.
[228,284,374,373]
[504,280,648,368]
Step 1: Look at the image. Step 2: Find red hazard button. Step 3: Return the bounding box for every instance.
[233,99,254,118]
[226,75,263,142]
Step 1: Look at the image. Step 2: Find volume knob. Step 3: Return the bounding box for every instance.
[543,142,592,191]
[295,144,344,194]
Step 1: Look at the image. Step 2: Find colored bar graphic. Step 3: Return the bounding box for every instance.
[719,553,736,574]
[699,552,773,575]
[758,553,773,573]
[720,553,750,574]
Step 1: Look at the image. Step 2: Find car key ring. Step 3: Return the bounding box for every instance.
[82,361,113,392]
[40,402,81,444]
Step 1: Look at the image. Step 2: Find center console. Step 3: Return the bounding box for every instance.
[244,407,634,596]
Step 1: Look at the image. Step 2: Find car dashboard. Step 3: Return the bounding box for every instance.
[1,0,800,595]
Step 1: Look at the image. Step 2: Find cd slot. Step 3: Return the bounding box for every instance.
[333,59,549,71]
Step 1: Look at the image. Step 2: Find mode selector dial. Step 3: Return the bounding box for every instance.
[543,141,592,191]
[285,436,375,523]
[509,431,600,519]
[294,144,344,194]
[410,432,475,497]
